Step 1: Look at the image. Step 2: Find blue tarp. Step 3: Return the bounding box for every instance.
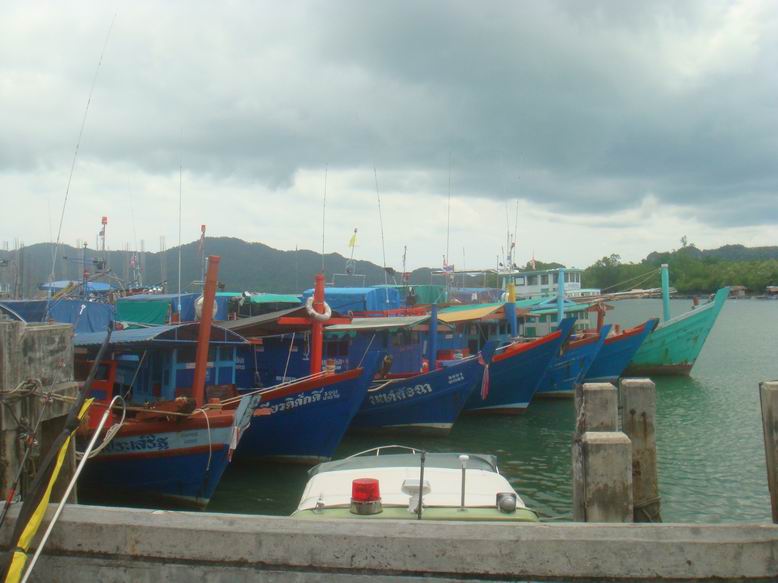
[302,287,401,313]
[0,299,115,333]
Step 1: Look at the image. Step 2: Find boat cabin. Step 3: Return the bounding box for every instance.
[500,267,600,299]
[73,323,248,405]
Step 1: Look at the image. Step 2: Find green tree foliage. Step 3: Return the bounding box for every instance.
[583,248,778,294]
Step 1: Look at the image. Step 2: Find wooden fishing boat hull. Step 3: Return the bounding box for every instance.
[234,351,383,463]
[536,325,611,398]
[79,395,256,508]
[625,288,728,376]
[584,319,659,384]
[350,356,483,435]
[464,319,574,414]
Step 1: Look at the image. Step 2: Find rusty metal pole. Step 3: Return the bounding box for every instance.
[310,273,325,375]
[192,255,220,407]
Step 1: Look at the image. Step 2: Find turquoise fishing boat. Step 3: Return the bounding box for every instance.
[625,276,729,376]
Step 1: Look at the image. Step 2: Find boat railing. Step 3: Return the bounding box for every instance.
[346,445,426,458]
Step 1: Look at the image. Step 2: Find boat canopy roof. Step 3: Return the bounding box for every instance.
[438,303,508,323]
[325,315,433,333]
[74,323,247,348]
[309,452,499,478]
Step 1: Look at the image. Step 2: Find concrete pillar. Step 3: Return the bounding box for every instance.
[573,432,633,522]
[620,378,661,522]
[574,382,618,437]
[760,381,778,523]
[573,383,630,522]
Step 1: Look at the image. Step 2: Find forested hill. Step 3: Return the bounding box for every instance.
[584,244,778,294]
[2,238,777,297]
[0,237,437,296]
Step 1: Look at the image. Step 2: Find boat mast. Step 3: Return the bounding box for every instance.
[192,255,220,407]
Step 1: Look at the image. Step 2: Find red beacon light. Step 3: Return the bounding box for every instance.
[350,478,383,515]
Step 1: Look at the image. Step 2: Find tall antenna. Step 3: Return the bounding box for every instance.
[446,153,452,268]
[46,10,117,312]
[321,164,328,273]
[373,167,389,302]
[177,158,183,303]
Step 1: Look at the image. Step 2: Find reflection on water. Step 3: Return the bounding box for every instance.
[201,300,778,522]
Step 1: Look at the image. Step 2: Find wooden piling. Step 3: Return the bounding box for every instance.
[620,378,661,522]
[759,381,778,523]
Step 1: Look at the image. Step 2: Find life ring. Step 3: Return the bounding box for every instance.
[305,297,332,322]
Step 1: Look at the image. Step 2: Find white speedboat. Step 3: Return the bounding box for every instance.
[292,445,538,522]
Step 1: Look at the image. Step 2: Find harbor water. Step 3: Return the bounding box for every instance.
[206,298,778,522]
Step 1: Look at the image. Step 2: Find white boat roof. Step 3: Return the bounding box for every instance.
[297,461,525,512]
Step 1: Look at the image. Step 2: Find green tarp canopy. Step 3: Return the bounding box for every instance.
[116,298,170,325]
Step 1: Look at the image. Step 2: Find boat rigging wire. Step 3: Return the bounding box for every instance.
[599,267,660,293]
[373,167,389,302]
[45,10,117,318]
[321,164,328,273]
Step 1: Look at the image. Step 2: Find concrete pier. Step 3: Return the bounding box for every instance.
[0,320,79,502]
[760,380,778,523]
[573,383,632,522]
[621,378,661,522]
[573,431,633,522]
[2,504,777,582]
[574,382,618,435]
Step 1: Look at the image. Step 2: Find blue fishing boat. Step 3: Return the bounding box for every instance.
[78,391,257,507]
[584,319,659,384]
[235,350,383,462]
[76,256,259,508]
[350,352,490,435]
[464,319,575,414]
[535,324,611,398]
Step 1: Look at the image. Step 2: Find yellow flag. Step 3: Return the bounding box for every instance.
[348,229,357,249]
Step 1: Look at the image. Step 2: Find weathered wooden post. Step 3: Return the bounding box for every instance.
[759,381,778,523]
[620,378,661,522]
[573,383,633,522]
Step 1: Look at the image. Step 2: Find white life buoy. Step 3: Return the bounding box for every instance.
[305,297,332,322]
[195,296,219,320]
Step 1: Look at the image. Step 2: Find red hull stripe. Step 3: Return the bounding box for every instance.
[260,368,363,401]
[492,330,562,364]
[604,322,648,345]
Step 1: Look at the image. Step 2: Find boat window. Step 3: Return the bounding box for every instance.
[515,276,525,285]
[541,275,548,285]
[527,275,538,286]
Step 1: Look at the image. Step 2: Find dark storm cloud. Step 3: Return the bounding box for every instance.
[1,0,776,225]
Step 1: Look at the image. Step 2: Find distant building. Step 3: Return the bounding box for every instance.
[499,267,600,299]
[729,285,748,299]
[766,286,778,297]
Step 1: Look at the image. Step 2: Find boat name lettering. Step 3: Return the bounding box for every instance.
[261,387,339,414]
[448,372,465,384]
[368,383,433,405]
[103,434,170,454]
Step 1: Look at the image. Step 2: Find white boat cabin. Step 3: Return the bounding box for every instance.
[500,267,599,299]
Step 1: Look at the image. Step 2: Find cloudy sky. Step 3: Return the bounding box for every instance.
[1,1,776,271]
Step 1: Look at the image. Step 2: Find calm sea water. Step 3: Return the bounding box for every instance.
[207,299,778,522]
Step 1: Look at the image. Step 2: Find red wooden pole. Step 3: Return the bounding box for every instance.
[193,255,220,407]
[310,273,325,375]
